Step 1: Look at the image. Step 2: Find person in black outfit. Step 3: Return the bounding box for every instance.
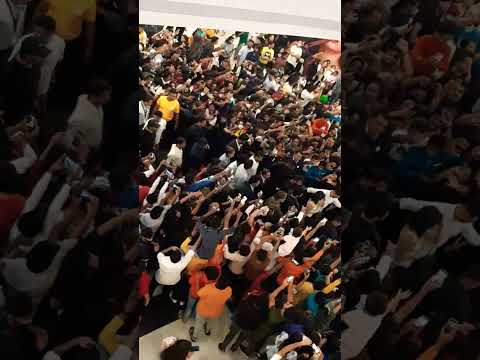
[3,37,49,125]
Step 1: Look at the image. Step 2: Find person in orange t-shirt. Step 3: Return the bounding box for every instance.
[182,266,219,322]
[189,276,232,341]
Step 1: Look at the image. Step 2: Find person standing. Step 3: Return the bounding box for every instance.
[37,0,97,104]
[67,78,112,149]
[3,36,49,125]
[259,42,275,69]
[153,89,181,147]
[189,276,232,341]
[153,235,200,299]
[236,39,254,68]
[0,0,28,85]
[285,41,304,75]
[182,266,219,322]
[8,15,65,113]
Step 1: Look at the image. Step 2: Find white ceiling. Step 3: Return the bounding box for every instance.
[139,0,341,40]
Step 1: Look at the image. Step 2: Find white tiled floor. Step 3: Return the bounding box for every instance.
[139,311,249,360]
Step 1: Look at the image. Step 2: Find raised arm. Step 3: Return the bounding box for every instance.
[190,234,202,252]
[180,190,202,204]
[269,278,290,308]
[68,197,100,240]
[330,256,341,270]
[275,335,313,358]
[10,143,38,175]
[43,182,72,237]
[155,180,170,205]
[305,241,334,265]
[150,204,172,229]
[223,200,235,229]
[97,208,138,237]
[394,276,442,324]
[416,323,457,360]
[23,171,52,214]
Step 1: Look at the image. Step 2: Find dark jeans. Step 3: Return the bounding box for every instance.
[160,120,176,150]
[0,47,12,96]
[220,321,251,349]
[50,37,90,109]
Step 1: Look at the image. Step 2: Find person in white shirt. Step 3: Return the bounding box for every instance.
[10,168,71,246]
[223,238,258,275]
[306,187,342,210]
[249,154,260,176]
[301,85,317,107]
[232,159,254,190]
[153,236,200,296]
[302,191,328,218]
[139,97,151,127]
[140,200,171,231]
[1,196,98,307]
[219,146,236,167]
[9,15,65,109]
[285,41,304,75]
[226,160,239,177]
[1,239,78,306]
[398,196,480,248]
[263,72,280,92]
[323,67,339,85]
[142,175,168,208]
[67,79,112,149]
[0,0,22,64]
[167,137,186,168]
[236,39,254,67]
[277,227,305,257]
[155,247,195,286]
[9,132,38,175]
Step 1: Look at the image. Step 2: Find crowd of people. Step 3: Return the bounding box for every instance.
[342,0,480,359]
[138,27,342,359]
[1,1,140,360]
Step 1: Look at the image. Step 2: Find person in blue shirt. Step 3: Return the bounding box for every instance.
[326,113,341,125]
[393,135,462,191]
[304,162,333,187]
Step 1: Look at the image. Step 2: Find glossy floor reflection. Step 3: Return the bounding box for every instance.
[139,311,249,360]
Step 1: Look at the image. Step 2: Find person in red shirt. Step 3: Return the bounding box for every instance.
[182,266,219,322]
[310,118,331,137]
[0,162,25,250]
[411,33,452,77]
[138,261,152,305]
[139,185,150,205]
[276,241,332,285]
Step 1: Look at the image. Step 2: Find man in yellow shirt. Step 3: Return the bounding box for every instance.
[260,43,275,66]
[37,0,96,103]
[139,26,147,50]
[39,0,96,62]
[153,89,181,146]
